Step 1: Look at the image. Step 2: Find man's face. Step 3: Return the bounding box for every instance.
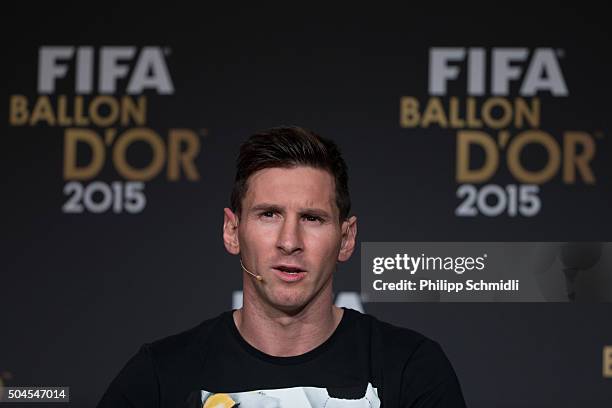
[224,166,356,312]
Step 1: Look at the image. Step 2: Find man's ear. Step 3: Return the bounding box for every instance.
[223,207,240,255]
[338,216,357,262]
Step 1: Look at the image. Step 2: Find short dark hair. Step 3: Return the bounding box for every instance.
[231,126,351,220]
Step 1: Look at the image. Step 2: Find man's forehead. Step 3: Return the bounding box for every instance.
[244,166,336,211]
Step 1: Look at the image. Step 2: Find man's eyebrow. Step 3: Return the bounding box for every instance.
[249,203,283,213]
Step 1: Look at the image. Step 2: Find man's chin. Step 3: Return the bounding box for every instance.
[265,293,310,315]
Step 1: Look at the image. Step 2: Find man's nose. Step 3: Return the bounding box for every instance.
[276,216,303,255]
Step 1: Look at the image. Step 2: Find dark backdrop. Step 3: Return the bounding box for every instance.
[2,4,611,407]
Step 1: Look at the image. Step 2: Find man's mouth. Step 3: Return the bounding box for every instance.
[273,265,306,274]
[272,265,307,282]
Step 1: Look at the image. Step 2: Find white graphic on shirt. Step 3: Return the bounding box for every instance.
[200,382,380,407]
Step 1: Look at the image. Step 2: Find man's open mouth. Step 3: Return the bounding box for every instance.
[274,265,306,274]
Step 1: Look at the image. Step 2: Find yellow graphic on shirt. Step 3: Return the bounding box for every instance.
[203,393,236,408]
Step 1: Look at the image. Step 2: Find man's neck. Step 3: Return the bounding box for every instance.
[233,290,344,357]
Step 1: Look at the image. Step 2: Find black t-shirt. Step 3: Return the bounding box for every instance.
[97,308,466,407]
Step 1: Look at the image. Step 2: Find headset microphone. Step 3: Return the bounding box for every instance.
[240,258,264,282]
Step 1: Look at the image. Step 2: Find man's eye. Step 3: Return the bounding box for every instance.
[303,215,323,223]
[261,211,275,218]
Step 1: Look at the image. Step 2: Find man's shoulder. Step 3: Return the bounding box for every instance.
[348,308,448,363]
[349,309,429,346]
[146,310,229,362]
[350,309,462,399]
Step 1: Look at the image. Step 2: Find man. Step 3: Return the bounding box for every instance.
[98,126,466,407]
